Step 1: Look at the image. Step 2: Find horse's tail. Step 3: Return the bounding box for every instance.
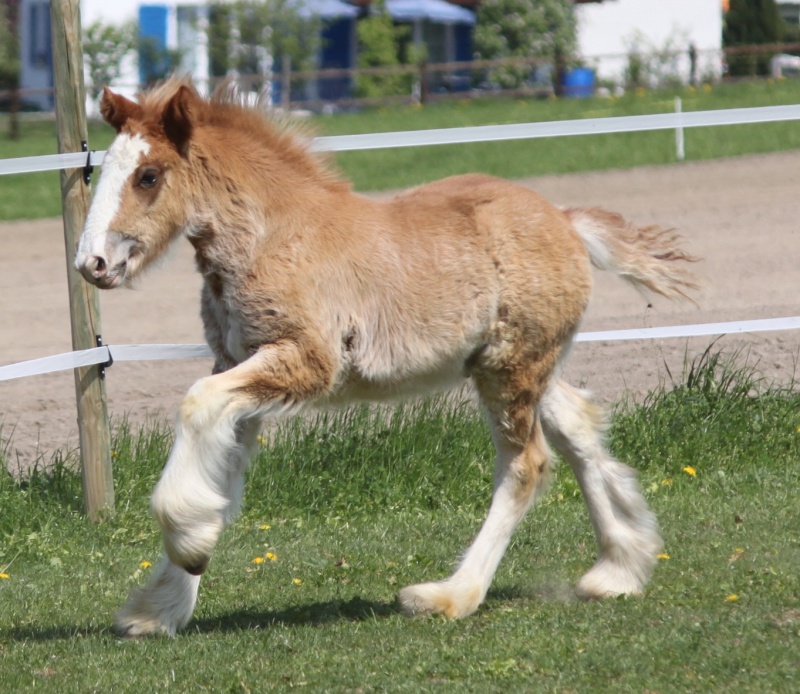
[565,207,699,303]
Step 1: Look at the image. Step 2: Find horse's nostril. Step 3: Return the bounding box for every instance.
[91,256,107,278]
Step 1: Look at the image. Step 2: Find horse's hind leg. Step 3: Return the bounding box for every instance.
[540,379,662,598]
[399,362,553,618]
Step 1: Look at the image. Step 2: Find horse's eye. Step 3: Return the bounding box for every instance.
[138,169,160,189]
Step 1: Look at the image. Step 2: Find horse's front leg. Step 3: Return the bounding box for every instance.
[115,415,262,637]
[115,341,335,636]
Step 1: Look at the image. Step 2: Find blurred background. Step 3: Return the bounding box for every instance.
[1,0,797,114]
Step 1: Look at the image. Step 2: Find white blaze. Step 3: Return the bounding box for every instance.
[75,133,151,266]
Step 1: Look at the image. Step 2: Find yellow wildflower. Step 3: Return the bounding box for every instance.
[0,573,9,579]
[293,577,302,585]
[682,466,697,477]
[266,552,277,562]
[257,435,267,446]
[139,560,153,569]
[657,553,670,560]
[259,524,271,531]
[252,556,265,565]
[725,594,739,602]
[661,478,673,486]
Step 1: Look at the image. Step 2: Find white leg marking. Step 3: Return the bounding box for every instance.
[540,380,662,598]
[116,415,263,637]
[400,419,549,618]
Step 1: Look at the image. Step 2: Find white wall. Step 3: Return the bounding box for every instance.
[80,0,209,112]
[576,0,724,86]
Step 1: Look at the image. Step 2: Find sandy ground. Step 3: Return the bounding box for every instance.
[2,150,799,473]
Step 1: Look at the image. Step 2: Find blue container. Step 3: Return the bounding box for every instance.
[562,67,595,98]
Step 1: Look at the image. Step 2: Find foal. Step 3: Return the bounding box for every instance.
[75,79,697,636]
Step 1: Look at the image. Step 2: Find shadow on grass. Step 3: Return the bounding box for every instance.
[192,595,399,633]
[1,585,555,641]
[0,597,398,642]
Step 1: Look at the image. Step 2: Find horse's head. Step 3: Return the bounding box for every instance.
[75,82,201,289]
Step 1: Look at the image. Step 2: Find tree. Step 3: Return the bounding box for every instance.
[208,0,321,78]
[723,0,785,76]
[0,0,20,137]
[83,21,137,99]
[355,0,409,98]
[474,0,577,90]
[0,0,19,91]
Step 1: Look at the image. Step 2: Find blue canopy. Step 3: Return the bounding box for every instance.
[296,0,359,19]
[386,0,476,25]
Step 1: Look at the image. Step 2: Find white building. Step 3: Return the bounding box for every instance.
[575,0,724,86]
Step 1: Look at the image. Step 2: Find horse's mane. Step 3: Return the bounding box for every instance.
[137,76,347,191]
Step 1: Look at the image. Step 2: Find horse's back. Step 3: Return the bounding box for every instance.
[384,172,592,315]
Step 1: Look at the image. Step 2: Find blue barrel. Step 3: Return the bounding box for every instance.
[562,67,595,98]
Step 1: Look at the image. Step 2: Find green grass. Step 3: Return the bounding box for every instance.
[3,79,800,219]
[1,351,798,691]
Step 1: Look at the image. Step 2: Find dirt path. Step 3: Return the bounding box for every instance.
[2,151,799,473]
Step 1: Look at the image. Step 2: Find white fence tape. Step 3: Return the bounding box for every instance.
[311,104,800,152]
[574,315,800,343]
[0,344,213,382]
[0,150,94,176]
[3,104,800,176]
[2,317,798,383]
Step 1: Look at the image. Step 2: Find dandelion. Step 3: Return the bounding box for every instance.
[257,435,267,446]
[682,466,697,477]
[252,556,265,565]
[259,524,271,531]
[725,594,739,602]
[728,548,745,563]
[795,424,800,433]
[657,553,670,560]
[266,552,277,562]
[139,560,153,569]
[293,577,302,586]
[661,478,673,486]
[0,573,9,579]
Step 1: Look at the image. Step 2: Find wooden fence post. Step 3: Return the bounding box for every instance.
[50,0,114,520]
[281,55,291,110]
[9,87,19,140]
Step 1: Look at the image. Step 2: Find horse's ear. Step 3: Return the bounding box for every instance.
[162,85,198,156]
[100,88,143,132]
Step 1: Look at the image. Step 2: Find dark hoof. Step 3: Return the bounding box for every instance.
[183,559,209,576]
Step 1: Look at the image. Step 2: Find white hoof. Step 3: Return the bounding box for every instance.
[115,557,200,637]
[398,579,483,619]
[575,558,648,600]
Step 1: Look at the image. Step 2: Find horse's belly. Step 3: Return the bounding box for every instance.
[343,361,469,402]
[330,334,476,404]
